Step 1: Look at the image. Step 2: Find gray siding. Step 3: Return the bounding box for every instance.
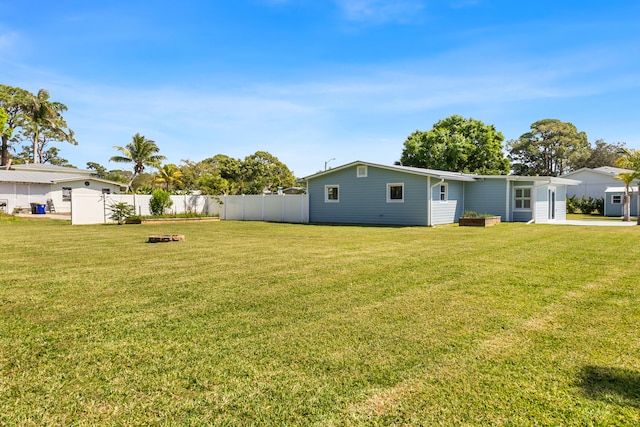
[604,192,638,216]
[431,180,464,225]
[464,179,508,219]
[308,165,429,225]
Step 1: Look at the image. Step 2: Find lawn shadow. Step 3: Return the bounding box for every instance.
[579,366,640,408]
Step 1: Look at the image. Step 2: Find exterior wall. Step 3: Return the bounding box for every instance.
[431,180,464,225]
[534,185,550,223]
[464,179,508,220]
[604,192,638,217]
[0,182,50,213]
[555,185,568,221]
[564,170,629,200]
[308,165,430,225]
[51,181,123,213]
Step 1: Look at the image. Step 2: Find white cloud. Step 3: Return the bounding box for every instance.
[334,0,425,24]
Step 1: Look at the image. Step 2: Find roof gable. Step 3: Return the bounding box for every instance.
[304,161,478,182]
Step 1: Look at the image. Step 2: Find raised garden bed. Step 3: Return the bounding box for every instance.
[459,216,501,227]
[126,217,219,224]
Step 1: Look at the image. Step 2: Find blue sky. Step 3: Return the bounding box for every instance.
[2,1,640,177]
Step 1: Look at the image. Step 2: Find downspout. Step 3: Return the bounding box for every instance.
[505,179,510,222]
[429,178,444,226]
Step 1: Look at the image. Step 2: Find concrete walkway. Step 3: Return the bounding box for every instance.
[554,220,637,227]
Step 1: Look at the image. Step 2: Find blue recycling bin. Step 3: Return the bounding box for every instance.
[36,204,46,214]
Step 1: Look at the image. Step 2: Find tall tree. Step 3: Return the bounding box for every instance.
[153,164,184,191]
[240,151,296,194]
[110,133,166,192]
[571,139,626,170]
[21,88,76,164]
[400,115,509,174]
[0,85,30,166]
[615,148,640,224]
[507,119,589,176]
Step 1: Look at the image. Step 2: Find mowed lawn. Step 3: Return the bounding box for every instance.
[1,218,639,426]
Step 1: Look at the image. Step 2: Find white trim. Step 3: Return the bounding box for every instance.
[513,186,532,211]
[325,185,339,203]
[356,165,368,178]
[386,183,404,203]
[438,183,448,202]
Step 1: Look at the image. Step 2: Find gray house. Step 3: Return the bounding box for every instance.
[305,161,579,226]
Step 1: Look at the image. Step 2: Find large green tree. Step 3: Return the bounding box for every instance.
[400,115,509,174]
[574,139,626,169]
[110,133,166,192]
[21,88,77,164]
[615,148,640,224]
[240,151,296,194]
[507,119,589,176]
[0,85,30,166]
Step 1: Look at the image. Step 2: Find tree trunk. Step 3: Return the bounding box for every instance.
[623,192,630,221]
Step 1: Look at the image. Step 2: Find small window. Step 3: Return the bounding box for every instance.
[62,187,72,202]
[612,195,622,204]
[325,185,339,202]
[439,184,448,202]
[357,165,368,178]
[515,187,531,209]
[102,188,111,194]
[387,183,404,203]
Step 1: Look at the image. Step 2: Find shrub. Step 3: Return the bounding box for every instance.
[109,202,135,225]
[149,189,173,216]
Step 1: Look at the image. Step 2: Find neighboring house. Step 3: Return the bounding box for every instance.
[562,166,637,200]
[603,187,639,217]
[0,163,125,214]
[305,161,580,226]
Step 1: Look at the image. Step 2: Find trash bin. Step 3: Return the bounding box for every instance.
[36,204,46,214]
[30,203,38,214]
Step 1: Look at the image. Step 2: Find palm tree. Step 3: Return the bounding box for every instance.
[22,88,75,163]
[110,133,166,192]
[153,164,184,191]
[615,172,636,221]
[616,148,640,224]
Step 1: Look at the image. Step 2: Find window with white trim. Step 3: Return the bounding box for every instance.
[62,187,72,202]
[356,165,368,178]
[611,195,622,204]
[514,187,531,209]
[439,184,448,202]
[325,185,339,202]
[387,183,404,203]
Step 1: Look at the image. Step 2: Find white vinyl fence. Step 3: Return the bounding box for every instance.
[71,193,308,225]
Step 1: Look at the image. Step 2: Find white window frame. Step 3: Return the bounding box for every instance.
[611,195,622,204]
[356,165,368,178]
[325,185,339,203]
[514,187,532,210]
[387,183,404,203]
[439,183,448,202]
[62,187,72,202]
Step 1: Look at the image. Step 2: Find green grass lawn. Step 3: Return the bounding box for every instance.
[1,218,639,425]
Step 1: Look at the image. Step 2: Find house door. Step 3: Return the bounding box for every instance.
[548,188,556,220]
